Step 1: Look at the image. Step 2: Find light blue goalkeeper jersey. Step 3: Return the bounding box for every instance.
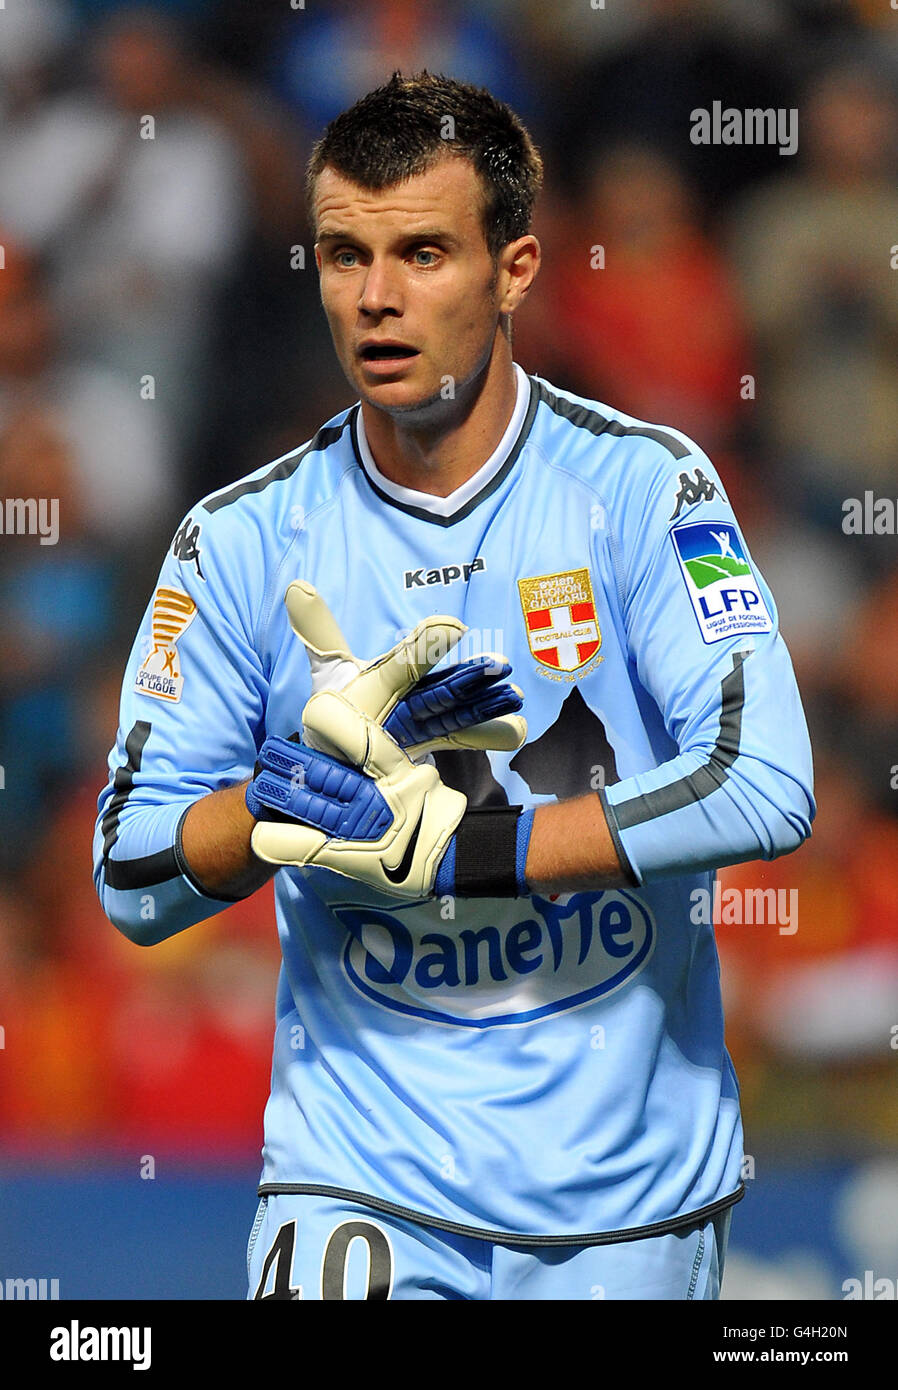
[94,364,814,1242]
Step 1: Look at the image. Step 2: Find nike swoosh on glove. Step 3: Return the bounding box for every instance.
[284,580,526,759]
[250,691,466,900]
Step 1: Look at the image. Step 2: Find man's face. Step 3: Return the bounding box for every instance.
[314,156,507,417]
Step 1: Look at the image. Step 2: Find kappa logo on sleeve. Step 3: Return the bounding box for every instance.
[134,587,197,701]
[669,467,724,520]
[671,520,772,644]
[171,515,205,580]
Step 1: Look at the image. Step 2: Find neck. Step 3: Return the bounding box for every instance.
[359,333,518,497]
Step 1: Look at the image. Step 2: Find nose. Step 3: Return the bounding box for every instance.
[357,257,403,317]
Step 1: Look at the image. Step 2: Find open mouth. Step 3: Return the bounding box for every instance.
[359,343,419,361]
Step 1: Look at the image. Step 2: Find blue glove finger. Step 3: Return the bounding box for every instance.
[405,656,512,716]
[246,735,392,841]
[412,683,524,741]
[384,657,519,746]
[385,680,522,745]
[387,681,522,744]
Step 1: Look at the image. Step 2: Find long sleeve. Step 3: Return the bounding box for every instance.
[93,503,271,944]
[599,443,815,884]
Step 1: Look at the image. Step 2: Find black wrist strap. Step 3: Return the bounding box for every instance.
[454,806,522,897]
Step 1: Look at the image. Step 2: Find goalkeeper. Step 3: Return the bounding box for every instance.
[94,72,814,1301]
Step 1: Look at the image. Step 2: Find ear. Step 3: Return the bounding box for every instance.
[497,235,541,316]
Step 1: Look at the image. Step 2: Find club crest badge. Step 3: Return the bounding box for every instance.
[518,568,602,675]
[134,586,197,701]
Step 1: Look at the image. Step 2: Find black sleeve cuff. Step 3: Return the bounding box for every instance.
[597,788,639,887]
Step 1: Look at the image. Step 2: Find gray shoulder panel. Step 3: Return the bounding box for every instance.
[534,378,692,461]
[204,413,355,514]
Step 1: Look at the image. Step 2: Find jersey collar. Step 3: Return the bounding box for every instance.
[351,363,537,527]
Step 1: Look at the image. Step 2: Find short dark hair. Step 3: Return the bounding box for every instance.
[306,71,543,259]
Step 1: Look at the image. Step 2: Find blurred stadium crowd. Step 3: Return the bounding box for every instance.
[0,0,896,1174]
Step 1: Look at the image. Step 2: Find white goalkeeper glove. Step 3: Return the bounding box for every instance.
[250,678,467,902]
[247,586,531,899]
[283,580,526,760]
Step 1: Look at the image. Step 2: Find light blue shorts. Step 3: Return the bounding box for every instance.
[246,1193,732,1301]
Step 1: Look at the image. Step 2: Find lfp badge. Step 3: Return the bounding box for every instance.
[518,568,601,672]
[671,519,772,644]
